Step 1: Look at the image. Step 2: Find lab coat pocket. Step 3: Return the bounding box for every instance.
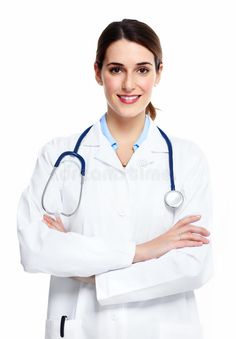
[45,316,81,339]
[159,322,204,339]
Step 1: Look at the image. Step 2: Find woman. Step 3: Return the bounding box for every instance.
[17,19,213,339]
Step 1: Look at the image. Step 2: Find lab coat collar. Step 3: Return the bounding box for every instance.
[81,115,169,172]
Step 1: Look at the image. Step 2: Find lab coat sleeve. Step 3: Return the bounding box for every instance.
[17,139,136,277]
[95,141,214,306]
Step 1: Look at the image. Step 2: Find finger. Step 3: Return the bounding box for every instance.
[55,215,63,225]
[180,225,210,236]
[175,240,204,249]
[43,215,56,225]
[55,215,66,232]
[43,215,62,231]
[176,215,201,227]
[43,214,55,222]
[180,232,210,244]
[42,219,57,230]
[55,224,66,232]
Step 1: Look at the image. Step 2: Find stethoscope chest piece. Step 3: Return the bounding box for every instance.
[164,190,184,209]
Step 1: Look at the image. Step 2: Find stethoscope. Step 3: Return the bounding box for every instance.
[41,125,184,217]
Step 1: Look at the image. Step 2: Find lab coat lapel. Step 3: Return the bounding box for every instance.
[80,118,125,172]
[80,116,169,171]
[127,118,169,168]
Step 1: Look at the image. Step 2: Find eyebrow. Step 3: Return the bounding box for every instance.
[106,62,153,67]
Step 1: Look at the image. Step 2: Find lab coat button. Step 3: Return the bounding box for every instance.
[111,313,118,321]
[118,210,126,216]
[138,159,148,167]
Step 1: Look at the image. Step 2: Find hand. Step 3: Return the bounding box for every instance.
[134,215,210,262]
[43,214,67,232]
[42,214,95,284]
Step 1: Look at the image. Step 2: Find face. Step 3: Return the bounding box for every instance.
[94,39,162,119]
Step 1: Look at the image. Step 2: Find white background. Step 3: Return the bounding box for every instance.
[0,0,235,338]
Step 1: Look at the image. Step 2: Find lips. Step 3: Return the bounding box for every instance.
[117,95,141,104]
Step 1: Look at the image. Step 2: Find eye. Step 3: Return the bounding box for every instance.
[109,66,150,75]
[138,67,150,74]
[109,67,122,74]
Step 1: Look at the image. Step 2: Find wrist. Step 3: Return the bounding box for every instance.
[133,244,149,263]
[72,276,95,284]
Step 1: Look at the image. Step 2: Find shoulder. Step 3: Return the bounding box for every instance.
[168,134,210,171]
[37,121,98,166]
[171,134,205,155]
[42,132,79,151]
[37,132,81,166]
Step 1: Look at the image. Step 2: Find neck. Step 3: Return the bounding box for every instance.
[105,111,147,145]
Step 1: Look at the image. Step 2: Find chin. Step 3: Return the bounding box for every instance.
[109,109,146,120]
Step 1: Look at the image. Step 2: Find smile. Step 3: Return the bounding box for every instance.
[117,95,141,104]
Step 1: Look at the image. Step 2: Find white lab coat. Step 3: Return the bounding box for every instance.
[17,115,214,339]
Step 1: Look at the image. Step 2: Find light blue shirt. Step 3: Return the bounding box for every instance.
[100,113,150,152]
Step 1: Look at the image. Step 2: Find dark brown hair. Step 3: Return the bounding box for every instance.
[95,19,163,120]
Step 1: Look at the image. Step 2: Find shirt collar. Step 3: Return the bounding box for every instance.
[99,113,150,151]
[77,116,169,172]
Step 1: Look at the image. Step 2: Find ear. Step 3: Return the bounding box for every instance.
[94,62,103,85]
[154,63,163,86]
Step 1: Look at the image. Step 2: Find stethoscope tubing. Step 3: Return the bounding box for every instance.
[41,124,183,216]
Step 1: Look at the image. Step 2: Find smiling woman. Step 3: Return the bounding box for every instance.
[94,36,163,122]
[17,18,213,339]
[93,34,163,166]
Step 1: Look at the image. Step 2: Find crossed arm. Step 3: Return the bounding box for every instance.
[43,214,96,284]
[18,139,213,306]
[42,211,210,287]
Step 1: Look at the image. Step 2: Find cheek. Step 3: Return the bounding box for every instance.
[104,77,119,95]
[139,78,155,93]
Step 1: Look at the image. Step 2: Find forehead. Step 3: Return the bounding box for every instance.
[104,39,155,65]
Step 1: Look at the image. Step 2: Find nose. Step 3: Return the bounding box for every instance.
[122,72,136,92]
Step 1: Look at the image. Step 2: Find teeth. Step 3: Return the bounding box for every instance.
[119,96,139,100]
